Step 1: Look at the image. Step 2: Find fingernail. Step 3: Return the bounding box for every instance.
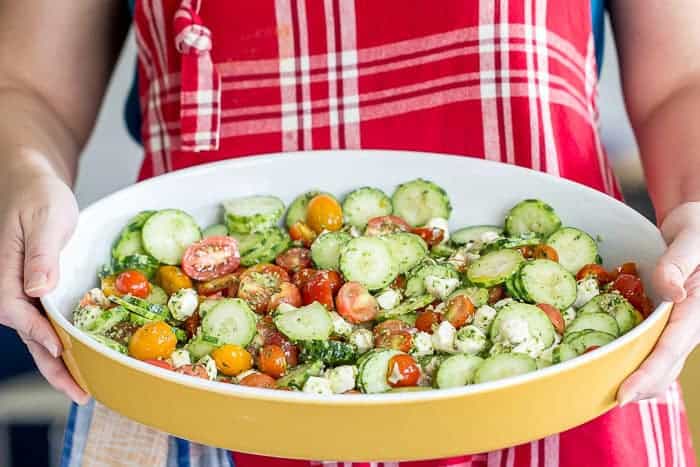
[619,392,639,407]
[26,273,48,293]
[42,340,60,358]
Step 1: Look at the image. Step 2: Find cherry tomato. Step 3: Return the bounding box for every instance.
[373,319,410,338]
[517,246,534,259]
[444,295,475,329]
[611,273,644,301]
[291,268,318,289]
[415,311,442,333]
[182,236,240,281]
[268,282,302,312]
[183,310,201,339]
[275,247,312,272]
[288,222,317,247]
[265,331,299,367]
[386,354,421,388]
[364,215,412,236]
[628,293,654,318]
[610,262,639,280]
[306,194,343,233]
[155,265,193,295]
[576,264,611,284]
[211,344,253,376]
[325,270,343,295]
[242,263,290,283]
[144,359,174,371]
[344,390,362,394]
[536,303,565,334]
[258,344,287,378]
[115,270,151,298]
[239,373,277,388]
[302,271,335,310]
[375,330,412,352]
[488,285,505,305]
[336,281,379,324]
[391,274,407,291]
[583,345,600,354]
[175,364,209,379]
[411,227,445,247]
[197,273,240,296]
[100,275,121,298]
[533,245,559,262]
[129,321,177,360]
[238,269,285,314]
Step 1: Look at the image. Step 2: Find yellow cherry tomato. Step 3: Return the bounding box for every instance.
[155,265,193,296]
[211,344,253,376]
[100,275,121,297]
[128,321,177,360]
[306,194,343,233]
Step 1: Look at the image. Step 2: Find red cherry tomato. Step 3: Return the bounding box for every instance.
[444,295,475,329]
[536,303,565,334]
[291,268,318,289]
[336,281,379,324]
[175,364,210,379]
[415,311,442,333]
[391,274,407,291]
[265,331,299,367]
[182,236,241,281]
[517,246,534,259]
[487,285,504,305]
[628,293,654,318]
[241,263,290,283]
[373,319,410,337]
[239,373,277,388]
[301,271,335,310]
[533,245,559,262]
[411,227,445,247]
[183,311,201,339]
[375,330,413,352]
[238,270,285,314]
[115,270,151,298]
[275,247,312,272]
[386,354,421,388]
[611,273,644,301]
[143,359,174,371]
[610,262,639,280]
[583,345,600,354]
[576,264,611,284]
[364,215,411,236]
[325,270,343,295]
[268,282,302,312]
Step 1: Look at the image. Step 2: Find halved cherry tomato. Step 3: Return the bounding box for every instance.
[517,246,534,259]
[238,268,286,314]
[211,344,253,376]
[291,268,318,289]
[129,321,177,360]
[373,319,410,338]
[143,359,174,371]
[415,310,442,333]
[175,364,209,379]
[155,265,193,295]
[183,310,201,339]
[241,263,290,283]
[375,330,412,352]
[344,390,362,394]
[301,271,335,310]
[628,294,653,318]
[533,245,559,262]
[364,215,412,236]
[583,345,600,354]
[488,285,505,305]
[411,227,445,247]
[610,262,639,280]
[536,303,565,334]
[288,222,317,247]
[306,194,343,233]
[265,331,299,367]
[391,274,407,291]
[336,281,379,324]
[268,282,302,312]
[197,273,240,296]
[325,270,343,295]
[115,270,151,298]
[182,236,240,281]
[275,247,312,272]
[611,273,644,301]
[444,295,475,329]
[386,354,420,388]
[239,373,277,388]
[258,344,287,378]
[576,264,611,284]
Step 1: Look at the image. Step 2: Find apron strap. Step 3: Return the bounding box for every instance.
[173,0,221,152]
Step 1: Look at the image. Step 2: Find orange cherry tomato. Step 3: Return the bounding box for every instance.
[336,281,379,324]
[364,215,411,236]
[415,310,442,333]
[268,281,302,312]
[386,354,421,388]
[375,330,412,352]
[444,295,475,329]
[536,303,565,334]
[301,271,335,310]
[488,285,505,305]
[275,247,312,273]
[291,268,318,289]
[239,372,277,388]
[258,344,288,378]
[155,265,193,295]
[197,273,240,296]
[611,273,644,301]
[576,264,611,284]
[533,245,559,262]
[306,194,343,233]
[175,364,209,379]
[411,227,445,247]
[288,222,317,247]
[517,246,534,259]
[129,321,177,360]
[264,331,299,367]
[115,270,151,298]
[143,359,174,371]
[182,236,241,281]
[211,344,253,376]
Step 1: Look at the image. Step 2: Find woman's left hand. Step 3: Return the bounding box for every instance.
[618,201,700,405]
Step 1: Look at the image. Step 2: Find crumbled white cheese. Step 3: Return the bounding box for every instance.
[84,288,111,308]
[411,331,434,356]
[303,376,333,395]
[424,275,460,300]
[170,349,192,368]
[349,328,374,354]
[168,288,199,321]
[574,277,600,309]
[493,298,515,309]
[376,288,402,310]
[348,226,362,238]
[426,217,450,242]
[325,365,358,394]
[473,304,498,333]
[198,355,218,380]
[432,321,457,353]
[562,307,577,327]
[511,338,547,359]
[418,355,443,378]
[455,325,488,355]
[330,311,354,337]
[500,318,530,344]
[73,305,102,331]
[447,248,470,270]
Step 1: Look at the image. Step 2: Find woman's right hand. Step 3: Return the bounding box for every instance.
[0,159,89,404]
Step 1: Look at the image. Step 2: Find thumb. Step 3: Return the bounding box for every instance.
[653,229,700,303]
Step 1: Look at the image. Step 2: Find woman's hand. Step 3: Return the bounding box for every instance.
[0,158,89,404]
[618,201,700,405]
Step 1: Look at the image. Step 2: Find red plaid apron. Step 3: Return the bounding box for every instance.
[132,1,696,465]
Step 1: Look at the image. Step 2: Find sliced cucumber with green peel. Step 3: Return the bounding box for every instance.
[483,234,542,254]
[451,225,503,246]
[466,249,524,287]
[358,349,401,393]
[231,232,265,256]
[276,361,324,389]
[223,195,285,234]
[110,295,172,322]
[449,287,489,308]
[474,353,537,383]
[505,199,561,237]
[435,354,483,388]
[430,242,456,259]
[565,312,620,337]
[141,209,202,265]
[490,302,556,350]
[145,285,168,306]
[377,294,434,320]
[546,227,598,274]
[186,333,221,360]
[240,227,290,266]
[273,302,333,341]
[202,223,228,238]
[285,190,332,228]
[518,259,577,309]
[567,330,616,354]
[201,298,257,347]
[311,231,352,270]
[383,232,428,274]
[112,229,146,259]
[90,307,129,334]
[405,263,459,297]
[391,179,452,227]
[101,254,160,280]
[552,343,578,363]
[340,237,398,291]
[342,187,393,229]
[88,333,128,354]
[580,293,641,334]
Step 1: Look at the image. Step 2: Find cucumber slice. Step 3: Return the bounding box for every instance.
[358,349,401,394]
[552,343,578,363]
[536,358,552,369]
[579,293,641,334]
[490,302,557,350]
[223,195,285,234]
[273,302,333,341]
[145,285,168,306]
[430,242,456,259]
[377,294,434,320]
[311,231,352,270]
[299,340,358,366]
[391,179,452,227]
[240,227,290,266]
[505,199,561,237]
[202,223,228,238]
[567,330,616,354]
[201,298,257,347]
[112,229,146,259]
[395,312,418,327]
[505,274,526,301]
[90,307,129,334]
[186,333,221,360]
[383,233,428,274]
[285,191,332,228]
[482,234,543,254]
[342,187,393,229]
[449,287,489,308]
[88,333,128,354]
[231,232,265,256]
[451,225,503,246]
[546,227,598,275]
[562,330,591,344]
[276,361,325,389]
[466,249,524,287]
[565,312,620,337]
[518,259,577,309]
[405,263,459,297]
[435,354,483,388]
[141,209,202,265]
[339,237,398,291]
[105,254,160,280]
[474,353,537,383]
[110,295,172,322]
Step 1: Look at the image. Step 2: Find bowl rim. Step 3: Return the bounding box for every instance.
[44,149,671,406]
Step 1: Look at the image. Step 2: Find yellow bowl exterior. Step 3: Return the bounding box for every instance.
[49,304,671,462]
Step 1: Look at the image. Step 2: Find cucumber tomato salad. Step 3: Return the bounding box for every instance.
[71,180,654,394]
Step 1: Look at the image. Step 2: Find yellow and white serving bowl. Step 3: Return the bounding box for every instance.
[43,151,670,461]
